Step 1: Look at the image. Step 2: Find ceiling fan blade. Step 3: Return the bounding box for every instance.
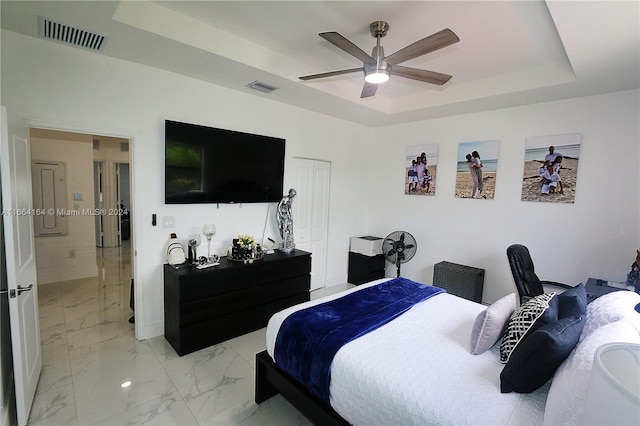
[392,65,452,85]
[320,32,376,65]
[299,67,363,81]
[385,28,459,65]
[360,82,378,98]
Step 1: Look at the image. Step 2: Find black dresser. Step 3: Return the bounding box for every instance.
[164,249,311,356]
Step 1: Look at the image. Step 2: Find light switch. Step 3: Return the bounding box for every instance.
[162,216,175,228]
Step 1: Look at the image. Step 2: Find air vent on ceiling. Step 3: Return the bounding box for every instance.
[247,81,278,94]
[38,16,107,51]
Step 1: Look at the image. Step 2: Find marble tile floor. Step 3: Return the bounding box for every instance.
[29,242,347,426]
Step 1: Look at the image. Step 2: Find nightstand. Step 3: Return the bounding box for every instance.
[584,277,639,303]
[348,252,385,285]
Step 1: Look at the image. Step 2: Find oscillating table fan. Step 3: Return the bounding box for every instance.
[382,231,417,277]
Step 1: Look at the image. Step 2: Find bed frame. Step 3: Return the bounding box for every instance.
[255,350,350,426]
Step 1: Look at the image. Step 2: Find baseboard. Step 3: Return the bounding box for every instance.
[139,320,163,340]
[36,265,98,285]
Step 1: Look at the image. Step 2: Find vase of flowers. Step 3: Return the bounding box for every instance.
[229,234,263,263]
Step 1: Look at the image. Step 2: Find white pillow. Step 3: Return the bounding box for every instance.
[543,320,640,426]
[580,290,640,340]
[470,293,517,355]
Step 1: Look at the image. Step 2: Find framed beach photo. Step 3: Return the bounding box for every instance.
[455,140,499,199]
[405,144,438,196]
[521,133,581,203]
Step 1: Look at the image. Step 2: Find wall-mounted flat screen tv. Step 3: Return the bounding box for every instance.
[165,120,285,204]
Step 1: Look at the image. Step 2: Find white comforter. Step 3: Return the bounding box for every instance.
[266,279,548,425]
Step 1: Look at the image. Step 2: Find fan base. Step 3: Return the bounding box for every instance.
[369,21,389,38]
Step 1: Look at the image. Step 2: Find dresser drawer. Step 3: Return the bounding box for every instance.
[256,276,310,304]
[177,267,256,302]
[256,254,311,284]
[179,287,255,326]
[177,308,256,355]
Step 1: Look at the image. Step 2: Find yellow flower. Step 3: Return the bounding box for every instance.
[237,234,256,248]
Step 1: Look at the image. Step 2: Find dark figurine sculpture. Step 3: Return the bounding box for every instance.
[627,249,640,288]
[277,188,297,253]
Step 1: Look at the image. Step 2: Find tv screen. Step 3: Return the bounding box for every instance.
[165,120,285,204]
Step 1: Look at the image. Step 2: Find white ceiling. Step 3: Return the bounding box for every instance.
[2,1,639,127]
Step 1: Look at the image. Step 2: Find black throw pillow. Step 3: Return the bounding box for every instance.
[556,283,587,318]
[500,314,585,393]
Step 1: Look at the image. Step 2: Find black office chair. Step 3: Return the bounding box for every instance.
[506,244,573,304]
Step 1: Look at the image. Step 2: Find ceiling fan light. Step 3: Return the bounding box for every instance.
[365,69,390,84]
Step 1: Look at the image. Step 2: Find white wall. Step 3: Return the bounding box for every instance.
[2,30,638,339]
[1,30,373,338]
[369,90,640,303]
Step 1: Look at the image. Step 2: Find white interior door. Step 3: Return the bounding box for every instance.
[93,162,104,247]
[115,163,122,245]
[0,107,41,426]
[291,158,330,291]
[96,161,118,248]
[291,160,312,253]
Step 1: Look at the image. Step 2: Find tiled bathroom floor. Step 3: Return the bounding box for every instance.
[29,242,316,425]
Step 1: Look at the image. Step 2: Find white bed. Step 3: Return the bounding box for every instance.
[261,278,640,426]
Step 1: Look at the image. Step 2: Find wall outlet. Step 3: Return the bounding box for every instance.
[68,249,76,259]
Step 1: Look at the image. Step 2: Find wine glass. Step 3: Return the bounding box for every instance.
[202,224,216,260]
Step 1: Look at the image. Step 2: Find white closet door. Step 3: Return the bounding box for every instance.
[290,158,330,291]
[291,159,312,254]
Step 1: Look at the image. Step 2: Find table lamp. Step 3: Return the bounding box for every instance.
[581,342,640,425]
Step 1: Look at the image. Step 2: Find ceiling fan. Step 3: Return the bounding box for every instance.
[299,21,460,98]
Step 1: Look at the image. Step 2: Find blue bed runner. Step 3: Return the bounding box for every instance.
[274,277,445,402]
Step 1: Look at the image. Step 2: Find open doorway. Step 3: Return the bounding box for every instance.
[29,128,134,326]
[92,138,130,248]
[93,162,131,248]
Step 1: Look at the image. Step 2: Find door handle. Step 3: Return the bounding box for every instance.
[0,285,33,298]
[17,284,34,295]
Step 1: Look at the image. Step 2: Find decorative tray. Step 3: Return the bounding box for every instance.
[227,251,264,263]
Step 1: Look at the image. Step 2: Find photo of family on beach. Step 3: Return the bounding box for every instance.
[521,133,581,203]
[405,144,437,196]
[455,140,499,199]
